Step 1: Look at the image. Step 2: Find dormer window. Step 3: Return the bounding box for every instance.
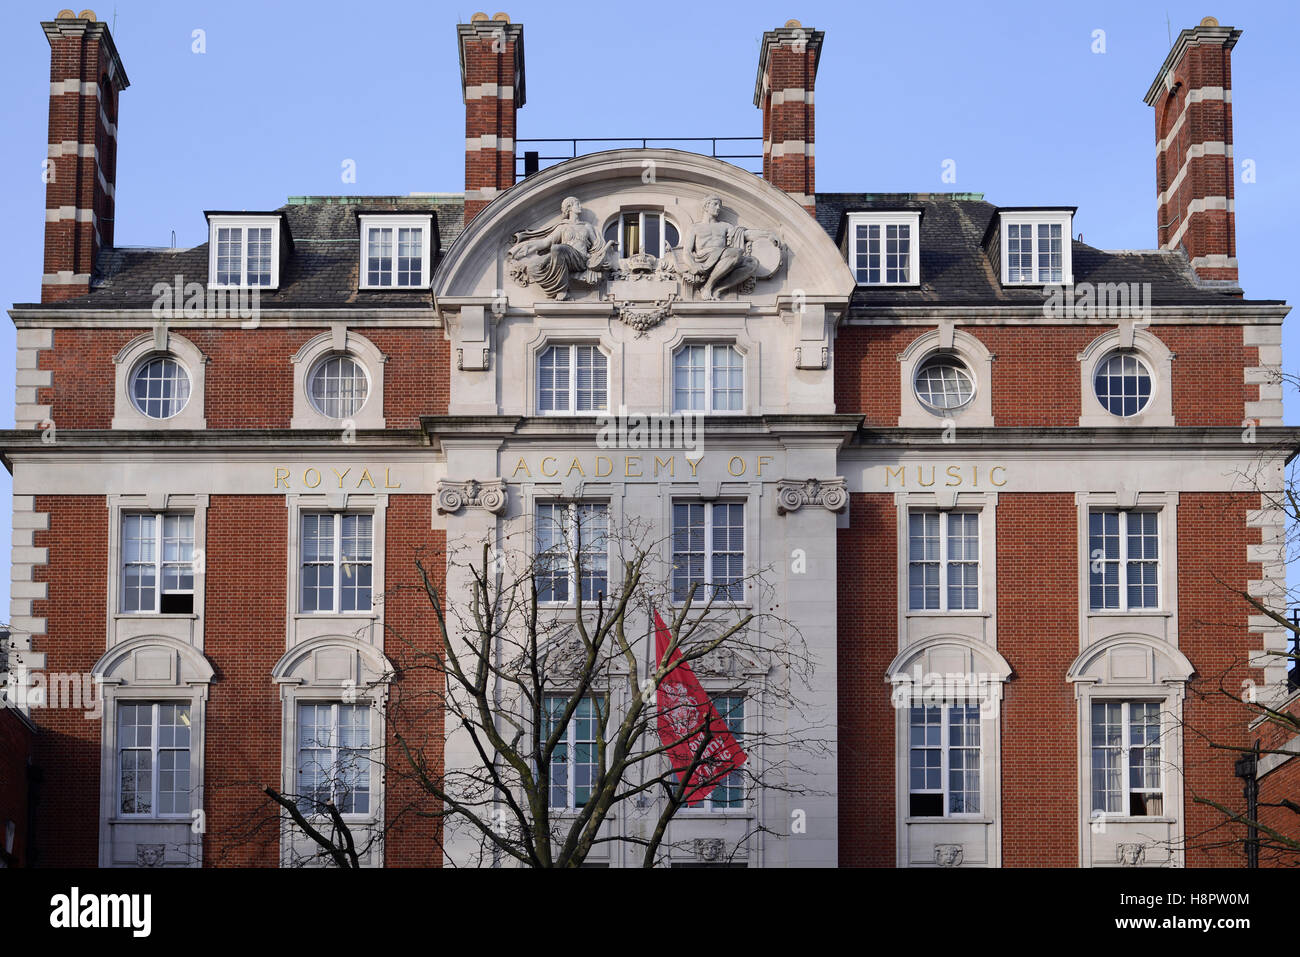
[604,210,679,258]
[999,209,1073,285]
[206,214,282,288]
[359,214,432,289]
[846,211,920,286]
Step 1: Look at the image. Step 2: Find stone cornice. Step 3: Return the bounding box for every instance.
[843,426,1300,458]
[842,304,1290,324]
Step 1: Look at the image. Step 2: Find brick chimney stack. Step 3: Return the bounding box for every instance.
[754,20,823,217]
[458,13,525,225]
[41,10,128,303]
[1145,16,1241,283]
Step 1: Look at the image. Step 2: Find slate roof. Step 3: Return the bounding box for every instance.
[21,195,465,310]
[16,186,1279,310]
[816,193,1272,307]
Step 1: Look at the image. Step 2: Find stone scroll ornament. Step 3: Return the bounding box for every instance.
[662,195,784,300]
[775,478,849,515]
[435,479,508,516]
[506,196,614,300]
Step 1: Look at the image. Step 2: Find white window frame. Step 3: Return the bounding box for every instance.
[907,509,981,612]
[906,702,984,820]
[1087,509,1161,612]
[670,501,746,605]
[702,693,747,812]
[1088,699,1166,820]
[294,700,375,821]
[533,501,610,606]
[112,333,208,431]
[298,511,375,615]
[358,214,432,290]
[999,210,1073,285]
[846,211,921,286]
[120,511,196,615]
[207,215,281,289]
[541,694,606,811]
[115,700,194,820]
[671,342,745,414]
[535,343,609,416]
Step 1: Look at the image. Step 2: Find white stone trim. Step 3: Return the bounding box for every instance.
[465,135,514,152]
[1077,327,1175,428]
[1156,142,1231,208]
[290,327,387,431]
[1074,491,1180,653]
[662,322,759,416]
[523,325,621,418]
[14,328,53,430]
[464,83,513,100]
[1246,505,1290,696]
[112,331,209,430]
[896,326,994,428]
[886,635,1009,867]
[1186,86,1230,104]
[284,493,389,648]
[274,640,391,868]
[95,644,211,868]
[893,491,998,649]
[1163,197,1235,252]
[2,496,49,709]
[1068,639,1191,868]
[769,88,813,106]
[768,140,814,159]
[105,494,209,651]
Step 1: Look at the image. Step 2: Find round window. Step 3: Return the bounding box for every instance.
[913,353,975,412]
[308,354,369,418]
[1093,351,1152,417]
[130,355,191,419]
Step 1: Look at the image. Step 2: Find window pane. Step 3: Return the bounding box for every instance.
[574,346,608,412]
[535,503,571,603]
[914,355,974,411]
[538,346,570,413]
[577,504,609,602]
[367,227,393,286]
[671,503,706,602]
[300,513,335,612]
[131,357,192,419]
[308,355,369,419]
[216,227,242,285]
[673,345,705,412]
[710,345,743,411]
[396,227,422,286]
[711,503,745,601]
[1094,352,1152,418]
[1037,223,1062,283]
[947,705,980,813]
[1090,702,1123,814]
[246,227,273,286]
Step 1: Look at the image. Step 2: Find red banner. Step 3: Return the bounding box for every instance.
[653,609,747,805]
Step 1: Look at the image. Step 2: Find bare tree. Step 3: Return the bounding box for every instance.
[257,516,825,868]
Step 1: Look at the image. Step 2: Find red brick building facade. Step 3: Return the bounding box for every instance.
[1,11,1295,868]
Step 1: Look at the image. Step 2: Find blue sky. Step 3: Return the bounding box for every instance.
[0,0,1296,615]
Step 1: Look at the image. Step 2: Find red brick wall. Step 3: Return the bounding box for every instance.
[382,497,445,866]
[36,327,451,429]
[837,493,897,866]
[1256,695,1300,867]
[833,326,926,425]
[1177,491,1263,866]
[30,495,106,867]
[997,493,1079,866]
[0,709,34,866]
[833,324,1256,428]
[202,496,284,866]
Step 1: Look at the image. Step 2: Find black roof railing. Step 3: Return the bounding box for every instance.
[514,137,763,181]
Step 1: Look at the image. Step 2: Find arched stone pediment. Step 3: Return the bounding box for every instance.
[93,635,215,687]
[433,149,855,307]
[272,635,393,690]
[1066,634,1194,686]
[886,636,1012,705]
